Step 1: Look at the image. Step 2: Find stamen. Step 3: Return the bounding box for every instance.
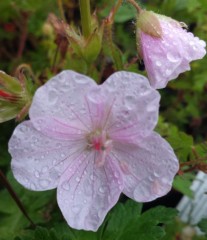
[86,129,113,166]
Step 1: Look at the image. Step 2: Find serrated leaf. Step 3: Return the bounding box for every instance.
[0,171,55,239]
[102,200,143,240]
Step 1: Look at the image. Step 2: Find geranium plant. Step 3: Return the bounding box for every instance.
[0,0,206,239]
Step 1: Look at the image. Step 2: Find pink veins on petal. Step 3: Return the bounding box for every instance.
[9,70,179,231]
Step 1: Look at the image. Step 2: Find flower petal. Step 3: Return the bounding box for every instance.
[111,132,179,202]
[31,116,88,141]
[102,71,160,141]
[29,70,97,130]
[57,154,123,231]
[84,86,114,130]
[141,20,206,89]
[9,121,86,191]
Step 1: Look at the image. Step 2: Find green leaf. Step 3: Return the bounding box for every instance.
[156,117,193,162]
[198,218,207,236]
[102,200,143,240]
[119,206,177,240]
[173,174,194,198]
[0,171,55,239]
[102,200,177,240]
[114,4,137,23]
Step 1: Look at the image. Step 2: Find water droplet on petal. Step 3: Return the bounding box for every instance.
[75,75,88,84]
[19,125,28,133]
[153,170,160,177]
[167,53,180,63]
[165,69,172,76]
[99,186,107,194]
[72,205,81,214]
[189,41,194,46]
[155,60,161,67]
[62,181,70,191]
[48,90,58,104]
[34,170,40,178]
[42,166,48,173]
[124,95,136,110]
[114,171,119,178]
[75,177,80,182]
[39,179,50,188]
[30,183,36,190]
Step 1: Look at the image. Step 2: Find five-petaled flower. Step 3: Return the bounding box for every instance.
[9,71,179,231]
[136,10,206,89]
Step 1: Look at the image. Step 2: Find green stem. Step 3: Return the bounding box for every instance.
[109,0,123,22]
[57,0,66,22]
[127,0,142,12]
[79,0,92,38]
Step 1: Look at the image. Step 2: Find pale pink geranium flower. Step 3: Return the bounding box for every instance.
[136,10,206,89]
[9,70,179,231]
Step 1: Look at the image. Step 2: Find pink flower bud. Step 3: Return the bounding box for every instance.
[136,10,206,89]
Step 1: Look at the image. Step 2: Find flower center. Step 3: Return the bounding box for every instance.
[87,129,112,166]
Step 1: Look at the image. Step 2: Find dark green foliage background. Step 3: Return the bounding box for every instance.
[0,0,207,239]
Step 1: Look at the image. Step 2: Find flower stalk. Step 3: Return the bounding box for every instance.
[127,0,142,13]
[57,0,66,22]
[79,0,92,38]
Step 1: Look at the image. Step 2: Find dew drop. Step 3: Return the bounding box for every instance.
[98,209,104,218]
[155,60,161,67]
[30,183,36,190]
[193,46,197,51]
[167,53,180,63]
[75,75,88,84]
[62,181,70,191]
[99,186,107,194]
[114,171,119,178]
[42,166,48,173]
[56,143,62,148]
[165,69,172,76]
[72,205,81,214]
[124,95,136,110]
[153,170,160,178]
[61,153,65,158]
[48,90,58,104]
[118,180,122,185]
[34,170,40,178]
[19,125,27,133]
[189,41,194,46]
[75,177,80,182]
[39,179,50,188]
